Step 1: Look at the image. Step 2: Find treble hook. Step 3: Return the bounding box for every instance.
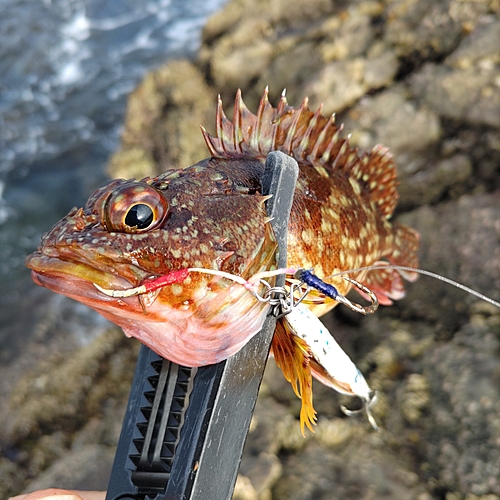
[341,390,379,430]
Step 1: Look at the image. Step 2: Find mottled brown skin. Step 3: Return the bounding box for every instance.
[27,89,419,425]
[28,157,278,365]
[200,90,419,312]
[35,158,270,292]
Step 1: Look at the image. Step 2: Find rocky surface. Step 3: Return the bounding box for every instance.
[2,0,499,498]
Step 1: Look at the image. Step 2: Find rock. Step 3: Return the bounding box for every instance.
[209,37,274,92]
[239,452,282,499]
[302,20,399,113]
[385,0,462,59]
[397,154,473,208]
[108,60,215,179]
[342,85,442,164]
[199,0,335,105]
[273,440,427,499]
[3,327,136,443]
[402,193,500,311]
[410,18,500,127]
[233,474,258,500]
[0,457,22,500]
[410,62,500,128]
[400,373,430,423]
[446,18,500,70]
[266,191,500,498]
[254,40,324,106]
[21,445,114,493]
[420,317,500,496]
[0,320,138,498]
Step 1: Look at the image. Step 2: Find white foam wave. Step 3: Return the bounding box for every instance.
[88,10,152,31]
[0,181,13,226]
[61,8,90,41]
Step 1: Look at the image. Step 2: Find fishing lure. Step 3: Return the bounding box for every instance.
[94,263,500,434]
[283,302,379,432]
[95,265,380,434]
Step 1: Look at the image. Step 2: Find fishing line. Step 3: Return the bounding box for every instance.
[324,264,500,310]
[94,263,500,311]
[245,264,500,311]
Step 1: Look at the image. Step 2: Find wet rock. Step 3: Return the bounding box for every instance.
[210,36,274,93]
[244,370,299,455]
[266,192,500,498]
[199,0,335,104]
[0,457,23,500]
[403,193,500,310]
[239,452,282,499]
[410,62,500,128]
[254,40,324,105]
[0,321,138,497]
[420,317,500,496]
[400,373,430,423]
[303,55,387,114]
[385,0,462,59]
[233,474,259,500]
[397,154,473,208]
[302,9,399,113]
[3,327,135,443]
[446,18,500,69]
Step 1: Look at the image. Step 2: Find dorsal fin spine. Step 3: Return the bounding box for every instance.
[200,125,217,156]
[215,95,227,154]
[277,89,288,116]
[252,88,267,153]
[321,119,342,164]
[201,89,400,218]
[309,113,335,161]
[346,150,359,171]
[283,97,308,154]
[233,89,244,154]
[329,135,349,170]
[298,105,322,159]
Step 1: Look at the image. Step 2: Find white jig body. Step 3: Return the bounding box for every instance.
[284,303,378,429]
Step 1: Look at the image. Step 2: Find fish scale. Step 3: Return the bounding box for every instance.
[26,89,419,431]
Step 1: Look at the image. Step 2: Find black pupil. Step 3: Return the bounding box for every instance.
[125,204,154,229]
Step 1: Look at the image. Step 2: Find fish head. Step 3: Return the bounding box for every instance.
[26,157,278,365]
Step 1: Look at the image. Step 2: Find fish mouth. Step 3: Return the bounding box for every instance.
[26,252,134,301]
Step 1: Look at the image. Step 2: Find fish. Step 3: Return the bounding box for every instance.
[26,89,419,432]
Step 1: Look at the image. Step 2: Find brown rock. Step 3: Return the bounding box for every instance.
[108,60,215,179]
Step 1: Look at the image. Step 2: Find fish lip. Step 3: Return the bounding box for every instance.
[29,267,136,307]
[26,252,134,293]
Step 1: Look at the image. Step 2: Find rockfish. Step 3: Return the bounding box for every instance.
[26,89,419,431]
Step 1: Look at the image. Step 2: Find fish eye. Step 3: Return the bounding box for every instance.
[103,182,169,233]
[125,204,154,230]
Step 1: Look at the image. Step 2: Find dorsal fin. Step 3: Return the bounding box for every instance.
[201,88,399,218]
